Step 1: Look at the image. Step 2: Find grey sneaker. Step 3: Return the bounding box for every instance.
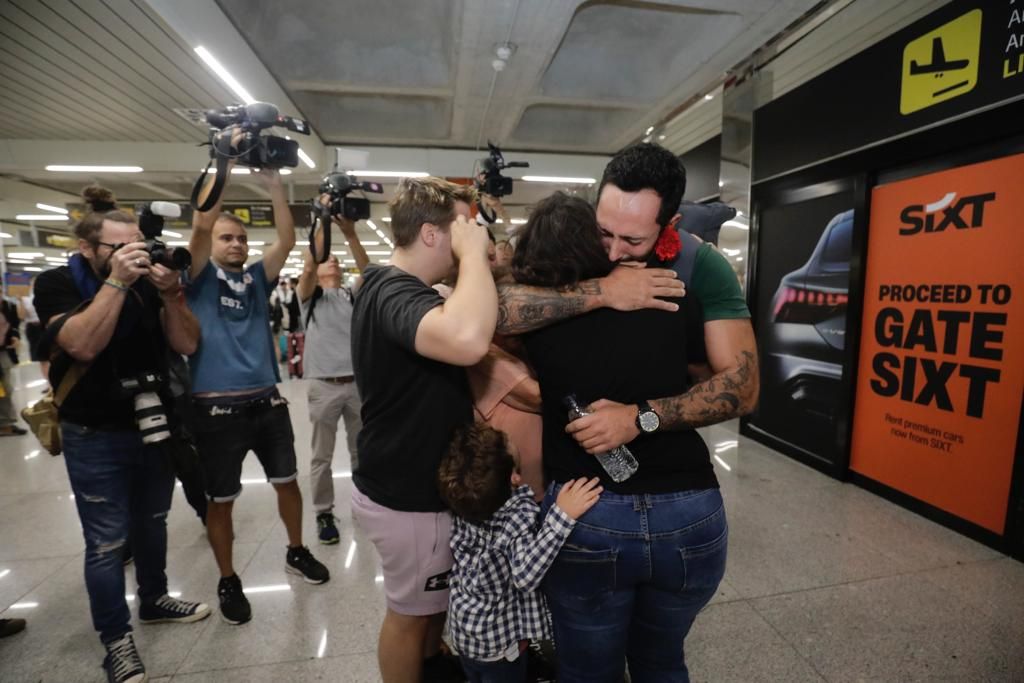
[139,594,212,624]
[102,633,146,683]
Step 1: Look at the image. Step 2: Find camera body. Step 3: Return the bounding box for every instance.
[119,372,171,445]
[476,142,529,199]
[317,173,383,221]
[205,102,310,169]
[136,202,191,271]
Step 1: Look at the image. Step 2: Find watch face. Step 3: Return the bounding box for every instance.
[639,410,660,432]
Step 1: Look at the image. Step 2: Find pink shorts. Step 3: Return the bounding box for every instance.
[350,486,453,616]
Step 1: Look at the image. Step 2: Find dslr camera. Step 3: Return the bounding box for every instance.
[475,142,529,198]
[317,173,384,221]
[118,372,171,445]
[205,102,311,169]
[136,202,191,271]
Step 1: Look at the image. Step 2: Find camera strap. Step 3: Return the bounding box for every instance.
[307,202,332,265]
[190,134,234,212]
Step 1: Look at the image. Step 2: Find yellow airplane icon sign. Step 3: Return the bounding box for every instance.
[900,9,982,115]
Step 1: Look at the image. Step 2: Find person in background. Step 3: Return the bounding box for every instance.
[297,207,370,544]
[0,294,26,436]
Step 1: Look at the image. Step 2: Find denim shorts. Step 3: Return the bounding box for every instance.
[191,389,297,502]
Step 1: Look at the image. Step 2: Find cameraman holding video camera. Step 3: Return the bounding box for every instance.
[186,123,328,627]
[33,188,210,683]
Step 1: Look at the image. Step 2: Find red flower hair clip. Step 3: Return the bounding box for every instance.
[654,226,681,262]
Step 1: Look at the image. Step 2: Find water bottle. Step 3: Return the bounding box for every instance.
[563,394,639,483]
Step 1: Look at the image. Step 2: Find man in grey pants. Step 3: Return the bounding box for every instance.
[297,212,370,544]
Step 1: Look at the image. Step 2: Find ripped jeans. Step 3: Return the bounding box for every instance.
[62,422,175,643]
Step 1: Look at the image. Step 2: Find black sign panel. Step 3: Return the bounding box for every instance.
[754,1,1024,181]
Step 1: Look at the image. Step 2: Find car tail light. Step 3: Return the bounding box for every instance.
[772,286,848,324]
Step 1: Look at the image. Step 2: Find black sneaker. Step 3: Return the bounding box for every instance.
[139,594,212,624]
[285,545,330,584]
[423,650,466,682]
[217,574,251,625]
[102,633,146,683]
[0,618,26,638]
[316,512,340,545]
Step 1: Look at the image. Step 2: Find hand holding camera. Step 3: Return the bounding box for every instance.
[109,242,151,286]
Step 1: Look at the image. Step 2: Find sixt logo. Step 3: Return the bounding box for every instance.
[898,191,996,236]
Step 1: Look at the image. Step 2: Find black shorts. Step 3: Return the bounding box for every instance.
[192,389,297,502]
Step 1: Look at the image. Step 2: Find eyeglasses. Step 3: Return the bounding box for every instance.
[94,241,124,251]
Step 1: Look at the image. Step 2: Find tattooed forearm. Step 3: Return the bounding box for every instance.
[653,350,759,429]
[496,281,602,335]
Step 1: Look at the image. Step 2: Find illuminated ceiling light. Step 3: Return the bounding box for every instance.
[45,257,69,263]
[296,240,310,246]
[365,251,392,256]
[522,176,596,185]
[297,148,316,169]
[359,241,379,246]
[381,217,391,222]
[166,241,189,246]
[194,46,255,104]
[23,267,43,272]
[0,233,11,238]
[9,252,44,258]
[645,126,654,135]
[510,218,527,224]
[351,170,428,178]
[248,249,262,255]
[45,165,143,173]
[35,203,68,214]
[279,168,293,175]
[16,215,68,221]
[162,230,182,238]
[248,241,266,246]
[231,168,251,175]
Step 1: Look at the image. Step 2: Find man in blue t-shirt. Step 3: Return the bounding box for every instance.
[186,167,329,626]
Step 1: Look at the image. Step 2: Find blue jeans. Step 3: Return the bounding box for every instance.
[460,653,527,683]
[62,422,175,644]
[540,485,727,683]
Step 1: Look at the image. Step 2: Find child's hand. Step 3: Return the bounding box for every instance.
[555,478,603,520]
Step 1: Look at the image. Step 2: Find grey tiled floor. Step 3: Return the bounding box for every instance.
[0,361,1021,682]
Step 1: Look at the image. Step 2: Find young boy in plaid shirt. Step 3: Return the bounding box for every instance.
[439,423,602,681]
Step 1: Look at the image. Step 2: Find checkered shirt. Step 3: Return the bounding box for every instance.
[448,485,576,661]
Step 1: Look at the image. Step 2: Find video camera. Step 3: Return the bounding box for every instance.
[307,173,384,263]
[318,173,383,221]
[136,202,191,271]
[191,102,311,212]
[476,142,528,199]
[205,102,310,169]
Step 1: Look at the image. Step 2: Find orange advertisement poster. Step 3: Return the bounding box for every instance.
[850,153,1024,534]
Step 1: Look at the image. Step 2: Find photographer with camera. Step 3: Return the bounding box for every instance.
[297,197,370,544]
[33,188,210,683]
[186,127,328,627]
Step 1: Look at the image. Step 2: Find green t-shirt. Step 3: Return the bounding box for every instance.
[690,243,750,321]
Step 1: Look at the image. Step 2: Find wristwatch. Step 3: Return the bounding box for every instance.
[635,401,660,434]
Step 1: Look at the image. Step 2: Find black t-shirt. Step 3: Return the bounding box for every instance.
[524,295,717,495]
[34,266,171,430]
[351,265,473,512]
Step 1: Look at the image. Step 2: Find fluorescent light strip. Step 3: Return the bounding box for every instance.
[45,165,143,173]
[0,233,11,239]
[351,170,428,178]
[194,46,255,104]
[359,241,379,246]
[248,241,266,246]
[522,176,596,184]
[15,215,68,221]
[365,251,392,256]
[45,257,69,263]
[23,267,43,272]
[36,203,68,214]
[510,218,527,225]
[243,584,291,594]
[381,217,391,222]
[166,241,189,246]
[162,230,182,238]
[297,148,316,169]
[9,252,44,258]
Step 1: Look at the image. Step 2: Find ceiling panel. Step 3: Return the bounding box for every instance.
[290,93,453,143]
[539,3,743,103]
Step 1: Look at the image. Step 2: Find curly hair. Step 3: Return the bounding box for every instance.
[438,424,515,525]
[599,142,686,227]
[74,186,135,244]
[511,192,613,289]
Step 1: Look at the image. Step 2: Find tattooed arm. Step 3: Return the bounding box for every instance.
[566,319,759,453]
[652,319,759,429]
[497,266,686,335]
